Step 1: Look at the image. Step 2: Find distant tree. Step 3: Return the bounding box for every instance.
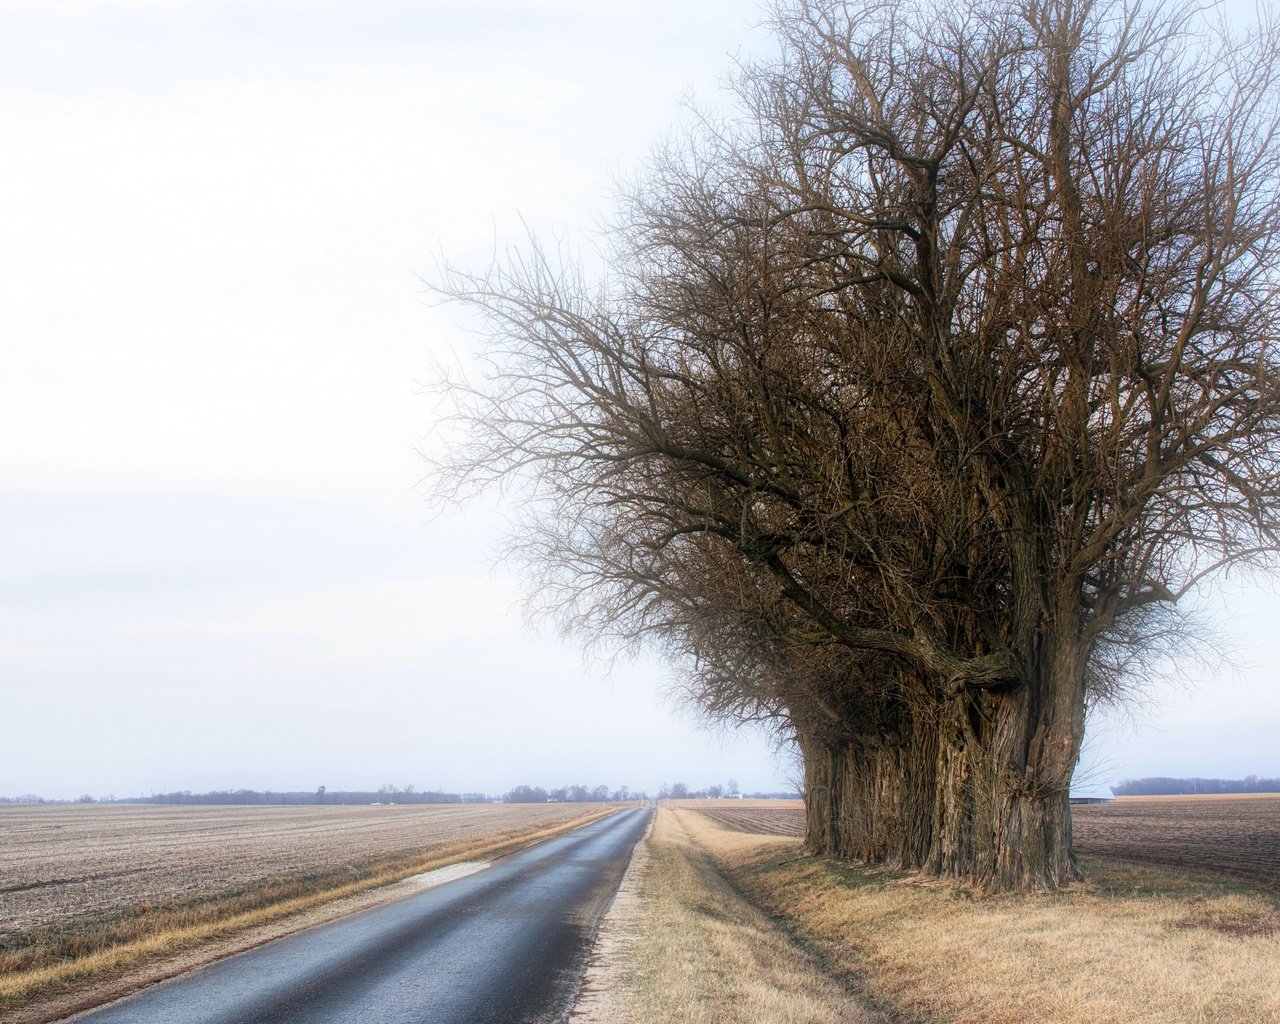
[316,785,326,804]
[504,784,549,803]
[669,783,689,800]
[707,784,724,799]
[1112,776,1280,796]
[726,780,740,798]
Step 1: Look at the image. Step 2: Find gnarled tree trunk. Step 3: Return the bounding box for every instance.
[801,620,1087,892]
[799,700,939,870]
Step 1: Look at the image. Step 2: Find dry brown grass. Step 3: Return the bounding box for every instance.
[615,808,883,1024]
[0,803,612,1012]
[682,808,1280,1024]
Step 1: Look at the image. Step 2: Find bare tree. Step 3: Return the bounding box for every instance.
[435,0,1280,891]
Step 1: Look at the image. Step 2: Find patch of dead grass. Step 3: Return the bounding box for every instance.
[613,808,883,1024]
[680,809,1280,1024]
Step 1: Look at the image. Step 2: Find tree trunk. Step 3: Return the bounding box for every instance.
[799,706,938,869]
[800,629,1087,892]
[927,626,1086,892]
[925,704,1080,890]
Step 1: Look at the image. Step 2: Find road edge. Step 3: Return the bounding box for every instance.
[569,809,654,1023]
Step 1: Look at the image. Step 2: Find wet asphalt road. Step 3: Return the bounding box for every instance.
[71,807,651,1024]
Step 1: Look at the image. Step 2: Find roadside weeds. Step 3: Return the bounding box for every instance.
[679,809,1280,1024]
[574,807,885,1024]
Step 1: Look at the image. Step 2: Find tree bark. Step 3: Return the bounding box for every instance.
[801,626,1086,892]
[799,703,938,870]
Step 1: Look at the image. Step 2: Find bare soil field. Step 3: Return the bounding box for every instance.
[682,799,805,837]
[1,803,594,932]
[1073,794,1280,890]
[0,802,612,1015]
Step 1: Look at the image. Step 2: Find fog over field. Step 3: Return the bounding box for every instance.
[1,0,1277,801]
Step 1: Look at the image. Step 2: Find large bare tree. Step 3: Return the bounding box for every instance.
[436,0,1280,891]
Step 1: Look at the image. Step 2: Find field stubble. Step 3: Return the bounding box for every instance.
[682,798,805,838]
[1071,794,1280,890]
[2,803,600,929]
[0,802,612,1017]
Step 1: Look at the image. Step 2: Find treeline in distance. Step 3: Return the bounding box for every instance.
[0,782,648,805]
[1112,776,1280,796]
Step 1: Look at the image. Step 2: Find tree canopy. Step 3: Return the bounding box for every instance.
[436,0,1280,891]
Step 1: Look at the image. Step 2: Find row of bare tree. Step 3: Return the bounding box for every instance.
[1112,776,1280,796]
[657,781,746,799]
[503,784,642,803]
[436,0,1280,891]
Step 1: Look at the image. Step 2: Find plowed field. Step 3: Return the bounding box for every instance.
[681,799,805,837]
[1072,794,1280,889]
[0,802,605,933]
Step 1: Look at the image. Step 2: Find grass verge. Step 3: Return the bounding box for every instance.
[680,809,1280,1024]
[612,808,883,1023]
[0,807,612,1012]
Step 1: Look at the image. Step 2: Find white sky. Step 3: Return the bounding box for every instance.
[1,0,1276,801]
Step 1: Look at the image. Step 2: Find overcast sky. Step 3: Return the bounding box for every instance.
[2,0,1276,801]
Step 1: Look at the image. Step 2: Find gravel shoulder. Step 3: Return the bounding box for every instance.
[571,812,652,1023]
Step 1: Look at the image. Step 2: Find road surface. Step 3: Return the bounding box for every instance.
[70,807,651,1024]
